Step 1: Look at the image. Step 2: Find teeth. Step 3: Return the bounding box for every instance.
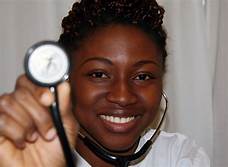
[100,115,135,123]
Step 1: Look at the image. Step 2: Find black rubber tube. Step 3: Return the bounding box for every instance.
[50,86,75,167]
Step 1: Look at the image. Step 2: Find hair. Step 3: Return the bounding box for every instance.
[58,0,168,68]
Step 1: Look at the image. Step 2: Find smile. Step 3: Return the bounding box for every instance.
[100,115,135,124]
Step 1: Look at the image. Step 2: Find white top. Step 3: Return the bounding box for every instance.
[75,130,210,167]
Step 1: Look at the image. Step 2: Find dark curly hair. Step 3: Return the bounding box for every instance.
[58,0,167,69]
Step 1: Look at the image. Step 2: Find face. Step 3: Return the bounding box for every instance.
[70,24,163,152]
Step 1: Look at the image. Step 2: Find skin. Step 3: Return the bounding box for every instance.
[71,24,164,166]
[0,78,77,167]
[0,24,164,167]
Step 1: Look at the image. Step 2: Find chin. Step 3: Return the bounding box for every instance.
[97,133,139,154]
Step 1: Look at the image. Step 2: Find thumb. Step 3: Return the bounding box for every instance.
[57,81,72,116]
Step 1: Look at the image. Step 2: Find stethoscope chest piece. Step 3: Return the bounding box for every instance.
[24,41,69,87]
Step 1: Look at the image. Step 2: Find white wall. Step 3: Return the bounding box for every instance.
[159,0,213,159]
[213,0,228,166]
[0,0,75,93]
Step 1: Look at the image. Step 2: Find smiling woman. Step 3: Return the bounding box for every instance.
[0,0,210,167]
[70,24,163,152]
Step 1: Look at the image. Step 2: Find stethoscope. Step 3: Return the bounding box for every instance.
[24,41,75,167]
[24,41,168,167]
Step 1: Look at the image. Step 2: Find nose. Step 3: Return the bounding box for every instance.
[106,79,137,107]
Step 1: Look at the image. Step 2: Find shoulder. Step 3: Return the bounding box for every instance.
[134,130,210,167]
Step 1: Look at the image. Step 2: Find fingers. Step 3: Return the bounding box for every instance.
[57,82,72,117]
[0,93,46,148]
[0,94,36,142]
[0,113,26,149]
[0,74,56,148]
[56,81,78,145]
[15,74,57,140]
[0,74,75,149]
[16,74,72,117]
[13,88,56,141]
[16,75,54,106]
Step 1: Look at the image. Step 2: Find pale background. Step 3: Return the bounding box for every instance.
[0,0,227,166]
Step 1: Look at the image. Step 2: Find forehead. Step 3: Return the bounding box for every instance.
[73,24,161,64]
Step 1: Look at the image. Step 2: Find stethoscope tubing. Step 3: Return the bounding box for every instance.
[50,86,75,167]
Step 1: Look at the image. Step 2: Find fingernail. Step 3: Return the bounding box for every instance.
[17,141,26,149]
[29,132,38,142]
[40,93,51,105]
[46,128,56,140]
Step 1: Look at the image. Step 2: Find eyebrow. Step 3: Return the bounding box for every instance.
[80,57,113,67]
[133,60,161,68]
[79,57,160,68]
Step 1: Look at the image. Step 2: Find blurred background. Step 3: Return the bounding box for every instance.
[0,0,227,166]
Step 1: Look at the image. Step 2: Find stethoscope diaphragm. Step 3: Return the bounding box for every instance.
[24,41,69,87]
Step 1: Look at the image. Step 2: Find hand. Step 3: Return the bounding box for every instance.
[0,75,78,167]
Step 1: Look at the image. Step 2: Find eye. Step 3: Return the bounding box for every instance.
[133,73,155,81]
[88,71,109,79]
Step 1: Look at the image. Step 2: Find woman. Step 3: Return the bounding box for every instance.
[0,0,209,166]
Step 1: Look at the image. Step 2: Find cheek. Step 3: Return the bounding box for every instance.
[73,83,99,107]
[70,80,101,133]
[137,82,163,116]
[70,76,107,115]
[140,81,162,110]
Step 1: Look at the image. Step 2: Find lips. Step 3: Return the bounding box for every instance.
[100,115,135,123]
[99,114,140,133]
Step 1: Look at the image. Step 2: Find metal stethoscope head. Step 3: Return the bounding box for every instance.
[76,92,168,167]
